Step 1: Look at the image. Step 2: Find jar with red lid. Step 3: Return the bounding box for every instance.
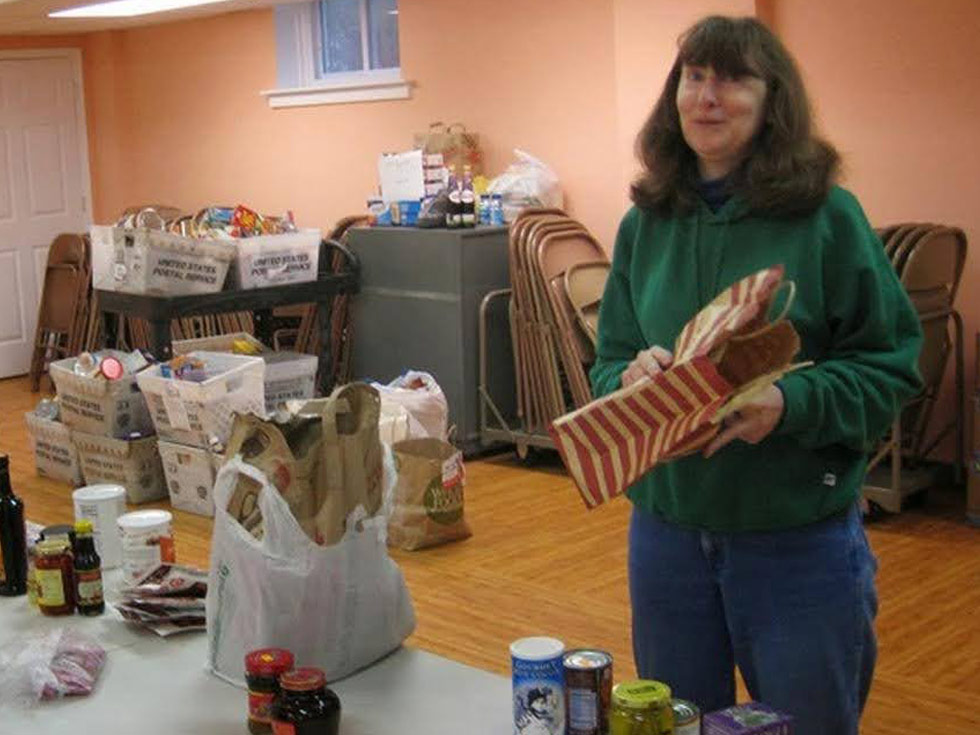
[35,539,75,616]
[245,648,295,734]
[271,667,340,735]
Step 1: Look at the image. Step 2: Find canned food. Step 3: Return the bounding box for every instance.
[511,637,566,735]
[609,680,673,735]
[671,699,700,735]
[564,649,613,735]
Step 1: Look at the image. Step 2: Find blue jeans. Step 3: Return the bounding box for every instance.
[628,503,877,735]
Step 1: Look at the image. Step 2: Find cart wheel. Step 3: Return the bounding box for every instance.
[517,445,545,467]
[515,442,529,461]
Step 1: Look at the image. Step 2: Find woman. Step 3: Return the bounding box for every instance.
[591,16,922,735]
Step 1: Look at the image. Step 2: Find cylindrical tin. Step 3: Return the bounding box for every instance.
[564,649,613,735]
[511,637,566,735]
[671,699,700,735]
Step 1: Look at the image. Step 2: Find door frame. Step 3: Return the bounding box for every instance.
[0,47,94,223]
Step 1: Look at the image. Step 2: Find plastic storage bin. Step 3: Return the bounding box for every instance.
[158,440,224,517]
[24,412,83,485]
[136,351,266,448]
[72,431,166,504]
[90,225,236,296]
[228,230,321,289]
[262,352,318,412]
[49,357,154,439]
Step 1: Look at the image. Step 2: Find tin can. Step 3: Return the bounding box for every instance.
[511,637,566,735]
[671,699,700,735]
[608,680,673,735]
[564,649,613,735]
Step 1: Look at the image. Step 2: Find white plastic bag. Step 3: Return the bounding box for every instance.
[371,370,449,441]
[488,149,564,222]
[205,454,415,686]
[0,629,106,708]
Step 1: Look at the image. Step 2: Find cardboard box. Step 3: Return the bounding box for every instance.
[49,357,154,439]
[703,703,793,735]
[73,431,166,504]
[228,229,321,290]
[24,412,83,485]
[158,440,224,517]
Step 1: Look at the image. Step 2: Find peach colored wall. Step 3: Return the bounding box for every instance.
[73,1,623,248]
[774,0,979,460]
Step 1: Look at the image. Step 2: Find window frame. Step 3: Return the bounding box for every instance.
[263,0,410,109]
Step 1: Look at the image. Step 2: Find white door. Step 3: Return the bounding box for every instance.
[0,50,91,378]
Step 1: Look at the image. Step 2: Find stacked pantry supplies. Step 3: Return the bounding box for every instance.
[114,564,207,637]
[550,266,804,508]
[40,350,165,503]
[92,203,321,297]
[137,350,266,517]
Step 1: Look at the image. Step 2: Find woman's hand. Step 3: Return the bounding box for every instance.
[703,384,785,458]
[621,346,674,388]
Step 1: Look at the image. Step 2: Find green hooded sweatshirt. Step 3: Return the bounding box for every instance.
[590,186,923,531]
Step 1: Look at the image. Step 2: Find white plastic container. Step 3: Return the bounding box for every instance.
[73,484,127,569]
[158,440,224,517]
[172,335,317,414]
[228,229,321,289]
[24,412,83,484]
[90,225,236,296]
[72,431,167,504]
[49,356,154,439]
[136,351,266,448]
[117,509,175,584]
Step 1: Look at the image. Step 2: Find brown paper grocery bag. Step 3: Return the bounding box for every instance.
[224,413,320,540]
[305,383,384,546]
[389,438,472,551]
[413,122,484,175]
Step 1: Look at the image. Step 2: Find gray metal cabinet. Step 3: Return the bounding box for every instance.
[347,226,515,454]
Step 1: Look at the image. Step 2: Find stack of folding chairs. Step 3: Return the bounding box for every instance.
[865,223,967,512]
[507,209,611,436]
[29,233,92,391]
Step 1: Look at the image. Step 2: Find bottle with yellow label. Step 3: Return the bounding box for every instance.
[35,539,74,616]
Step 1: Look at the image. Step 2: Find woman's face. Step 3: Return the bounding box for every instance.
[676,63,768,180]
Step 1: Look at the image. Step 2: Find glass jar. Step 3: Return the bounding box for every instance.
[246,648,295,734]
[608,679,674,735]
[35,539,75,616]
[272,668,340,735]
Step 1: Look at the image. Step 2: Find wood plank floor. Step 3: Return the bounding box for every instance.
[2,375,979,733]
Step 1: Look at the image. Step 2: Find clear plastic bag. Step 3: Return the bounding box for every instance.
[487,149,564,222]
[0,629,106,707]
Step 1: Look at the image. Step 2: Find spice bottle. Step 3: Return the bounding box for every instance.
[0,454,28,596]
[271,668,340,735]
[35,539,75,616]
[246,648,295,734]
[73,519,105,616]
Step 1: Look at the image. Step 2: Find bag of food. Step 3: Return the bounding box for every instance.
[223,383,383,546]
[413,122,484,175]
[389,438,472,551]
[206,453,415,686]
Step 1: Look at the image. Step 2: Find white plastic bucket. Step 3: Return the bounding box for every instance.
[117,509,175,584]
[73,484,127,569]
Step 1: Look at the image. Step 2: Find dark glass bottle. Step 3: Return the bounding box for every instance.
[0,455,27,597]
[446,166,462,229]
[73,519,104,615]
[246,648,295,734]
[272,668,340,735]
[461,164,476,228]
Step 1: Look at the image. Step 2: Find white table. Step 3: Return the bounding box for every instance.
[1,573,512,734]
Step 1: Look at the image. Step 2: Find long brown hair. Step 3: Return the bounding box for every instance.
[631,16,840,216]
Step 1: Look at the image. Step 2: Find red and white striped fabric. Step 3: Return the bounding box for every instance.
[550,266,786,509]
